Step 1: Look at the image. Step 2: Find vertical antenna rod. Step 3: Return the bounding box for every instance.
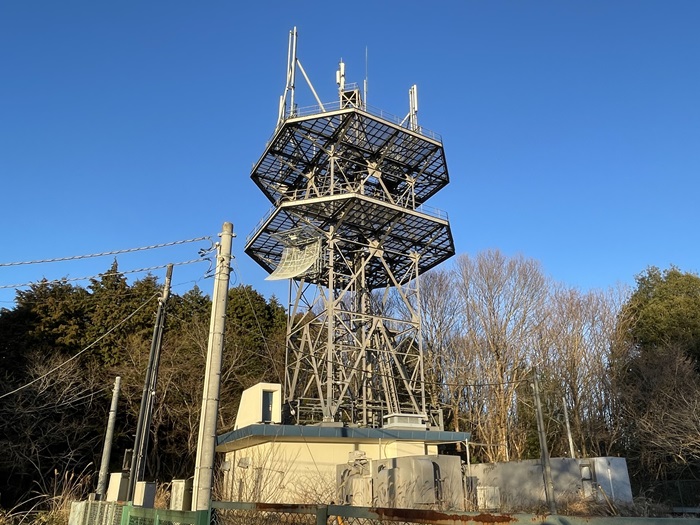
[409,85,419,131]
[336,60,345,93]
[278,27,298,127]
[364,47,368,107]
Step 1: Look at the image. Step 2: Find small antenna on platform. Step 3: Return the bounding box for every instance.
[336,59,346,94]
[364,47,368,107]
[409,84,419,131]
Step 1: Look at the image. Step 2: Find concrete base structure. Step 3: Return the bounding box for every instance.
[216,384,638,513]
[216,382,469,508]
[216,423,469,507]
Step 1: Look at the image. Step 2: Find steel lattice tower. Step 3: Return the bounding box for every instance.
[245,29,454,429]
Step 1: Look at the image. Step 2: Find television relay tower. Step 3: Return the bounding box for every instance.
[245,28,455,430]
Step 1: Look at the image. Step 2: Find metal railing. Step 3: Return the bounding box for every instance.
[246,187,448,245]
[70,499,700,525]
[210,501,700,525]
[284,101,441,143]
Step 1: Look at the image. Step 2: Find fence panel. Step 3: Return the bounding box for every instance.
[69,500,124,525]
[70,500,208,525]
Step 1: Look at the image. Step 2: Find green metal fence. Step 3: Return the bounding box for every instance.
[69,500,210,525]
[121,504,209,525]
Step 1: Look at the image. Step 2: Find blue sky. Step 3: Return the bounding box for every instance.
[1,1,699,306]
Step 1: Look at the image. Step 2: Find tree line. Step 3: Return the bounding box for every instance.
[2,252,700,509]
[417,250,700,502]
[0,261,286,510]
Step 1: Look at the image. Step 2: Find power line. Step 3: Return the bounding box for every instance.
[0,258,207,290]
[0,236,212,267]
[232,258,284,384]
[0,293,159,400]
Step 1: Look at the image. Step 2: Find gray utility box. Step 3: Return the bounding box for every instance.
[338,453,464,511]
[171,479,193,511]
[105,472,129,502]
[133,481,155,508]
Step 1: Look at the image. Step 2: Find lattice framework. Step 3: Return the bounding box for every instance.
[245,53,454,428]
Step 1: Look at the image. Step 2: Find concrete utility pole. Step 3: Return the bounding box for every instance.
[192,222,234,511]
[128,264,173,500]
[96,376,121,498]
[562,395,576,459]
[533,368,557,515]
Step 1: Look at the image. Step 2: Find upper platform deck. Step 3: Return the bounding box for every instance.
[251,100,450,208]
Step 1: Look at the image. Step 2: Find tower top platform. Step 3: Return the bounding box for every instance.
[251,103,450,209]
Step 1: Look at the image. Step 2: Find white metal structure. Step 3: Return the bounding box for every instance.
[246,28,454,428]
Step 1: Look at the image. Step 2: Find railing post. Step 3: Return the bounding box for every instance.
[195,508,212,525]
[316,504,328,525]
[119,504,132,525]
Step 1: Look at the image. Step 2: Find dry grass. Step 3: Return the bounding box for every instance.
[558,497,614,516]
[154,482,171,509]
[0,467,94,525]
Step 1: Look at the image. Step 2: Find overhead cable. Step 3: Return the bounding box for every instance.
[0,258,207,290]
[232,258,283,384]
[0,293,160,400]
[0,236,212,267]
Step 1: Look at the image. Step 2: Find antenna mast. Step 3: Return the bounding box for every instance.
[364,47,368,106]
[278,27,298,127]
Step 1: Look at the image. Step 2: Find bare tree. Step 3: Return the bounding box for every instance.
[453,250,548,462]
[0,352,103,504]
[530,285,626,459]
[418,270,463,424]
[615,343,700,483]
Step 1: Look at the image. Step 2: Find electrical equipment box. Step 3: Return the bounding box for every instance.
[105,472,129,502]
[170,479,193,511]
[133,481,155,508]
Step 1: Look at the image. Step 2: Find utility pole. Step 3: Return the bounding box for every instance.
[562,395,576,459]
[532,368,557,515]
[128,264,173,500]
[96,376,121,499]
[192,222,234,511]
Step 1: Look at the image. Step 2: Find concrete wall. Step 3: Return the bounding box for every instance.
[587,457,634,504]
[221,440,432,504]
[468,457,633,511]
[468,458,580,510]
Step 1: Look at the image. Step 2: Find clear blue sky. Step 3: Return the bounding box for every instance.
[1,1,699,306]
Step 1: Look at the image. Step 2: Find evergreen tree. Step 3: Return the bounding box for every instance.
[86,261,160,365]
[0,267,289,508]
[623,266,700,362]
[614,266,700,491]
